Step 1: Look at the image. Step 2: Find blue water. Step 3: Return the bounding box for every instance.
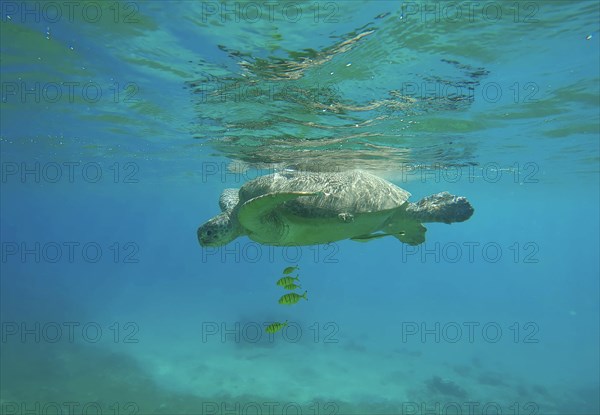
[1,1,599,414]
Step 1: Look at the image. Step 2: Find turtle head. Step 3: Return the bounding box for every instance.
[197,212,241,247]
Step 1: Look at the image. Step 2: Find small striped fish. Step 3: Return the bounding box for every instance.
[265,321,288,334]
[283,265,300,274]
[283,283,301,291]
[278,291,308,305]
[276,276,300,287]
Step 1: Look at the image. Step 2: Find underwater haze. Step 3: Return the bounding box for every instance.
[1,1,599,414]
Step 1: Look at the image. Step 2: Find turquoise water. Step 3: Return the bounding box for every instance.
[1,1,599,413]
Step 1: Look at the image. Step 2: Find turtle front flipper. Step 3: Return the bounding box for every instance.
[406,192,474,224]
[351,233,389,242]
[238,191,320,237]
[219,188,240,212]
[351,224,426,245]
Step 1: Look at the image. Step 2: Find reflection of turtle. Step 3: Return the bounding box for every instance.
[198,170,474,247]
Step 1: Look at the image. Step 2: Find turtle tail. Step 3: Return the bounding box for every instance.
[405,192,474,224]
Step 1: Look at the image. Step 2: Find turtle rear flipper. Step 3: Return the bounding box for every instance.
[394,224,426,246]
[406,192,474,224]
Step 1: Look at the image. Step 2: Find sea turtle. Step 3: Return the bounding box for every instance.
[197,170,474,247]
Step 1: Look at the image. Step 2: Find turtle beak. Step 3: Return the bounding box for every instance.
[197,227,212,247]
[197,227,205,246]
[198,213,238,247]
[197,225,225,247]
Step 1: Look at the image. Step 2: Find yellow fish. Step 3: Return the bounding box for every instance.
[283,283,301,290]
[278,291,308,305]
[265,321,288,334]
[276,276,300,287]
[283,265,300,275]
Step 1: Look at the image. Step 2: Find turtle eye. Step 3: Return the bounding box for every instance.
[206,230,212,236]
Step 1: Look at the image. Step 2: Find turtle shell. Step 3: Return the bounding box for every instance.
[237,170,410,218]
